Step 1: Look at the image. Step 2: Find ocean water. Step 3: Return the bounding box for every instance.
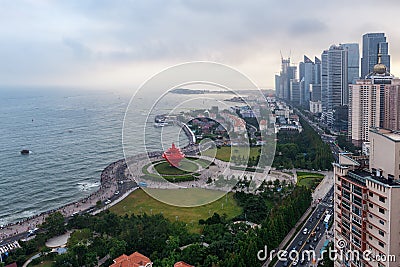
[0,88,236,225]
[0,89,129,224]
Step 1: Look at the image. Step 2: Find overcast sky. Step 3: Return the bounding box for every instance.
[1,0,400,91]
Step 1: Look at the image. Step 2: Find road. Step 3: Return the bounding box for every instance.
[293,107,343,163]
[274,186,334,267]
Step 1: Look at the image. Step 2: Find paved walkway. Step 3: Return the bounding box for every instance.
[45,231,71,248]
[0,159,124,241]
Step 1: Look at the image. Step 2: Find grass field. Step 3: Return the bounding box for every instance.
[109,188,242,232]
[296,171,324,189]
[203,146,261,162]
[154,160,198,175]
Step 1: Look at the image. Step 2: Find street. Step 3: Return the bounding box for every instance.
[274,186,334,267]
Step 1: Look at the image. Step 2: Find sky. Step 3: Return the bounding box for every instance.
[1,0,400,92]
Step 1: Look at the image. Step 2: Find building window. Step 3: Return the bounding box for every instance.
[378,241,385,248]
[369,203,373,208]
[369,192,373,197]
[379,207,385,214]
[379,219,385,225]
[379,230,385,237]
[379,196,386,203]
[369,235,372,240]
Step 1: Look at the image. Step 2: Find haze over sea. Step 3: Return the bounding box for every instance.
[0,88,236,225]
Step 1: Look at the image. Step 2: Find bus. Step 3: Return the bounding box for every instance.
[324,214,332,224]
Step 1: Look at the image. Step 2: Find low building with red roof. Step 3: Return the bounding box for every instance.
[174,261,194,267]
[110,251,153,267]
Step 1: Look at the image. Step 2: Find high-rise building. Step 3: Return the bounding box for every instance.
[361,33,390,78]
[290,79,301,105]
[348,57,394,145]
[348,79,381,146]
[275,74,281,99]
[334,128,400,267]
[321,45,348,111]
[314,57,321,85]
[309,57,322,114]
[321,50,329,111]
[383,79,400,131]
[299,55,315,106]
[275,57,297,101]
[341,43,360,84]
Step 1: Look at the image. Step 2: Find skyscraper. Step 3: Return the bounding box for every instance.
[361,33,390,78]
[321,45,348,111]
[341,43,360,84]
[290,79,301,105]
[299,55,314,106]
[275,57,296,101]
[309,57,322,113]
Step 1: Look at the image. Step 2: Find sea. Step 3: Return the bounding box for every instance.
[0,88,239,225]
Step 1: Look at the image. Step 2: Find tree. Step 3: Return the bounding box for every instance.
[41,212,66,237]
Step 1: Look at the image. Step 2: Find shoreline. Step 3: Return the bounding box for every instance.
[0,158,129,241]
[0,122,198,242]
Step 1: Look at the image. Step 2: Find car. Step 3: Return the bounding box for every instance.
[316,226,320,231]
[283,261,288,267]
[298,240,303,246]
[114,191,120,195]
[292,246,297,251]
[309,244,315,250]
[306,239,311,244]
[303,228,308,235]
[316,214,321,219]
[293,260,298,266]
[313,236,318,242]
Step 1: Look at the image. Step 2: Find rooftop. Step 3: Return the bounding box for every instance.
[370,128,400,141]
[110,251,152,267]
[345,169,400,188]
[174,261,194,267]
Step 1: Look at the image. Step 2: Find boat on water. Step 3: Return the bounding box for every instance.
[20,149,30,155]
[154,122,168,127]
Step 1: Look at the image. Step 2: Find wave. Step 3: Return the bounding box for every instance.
[76,181,100,191]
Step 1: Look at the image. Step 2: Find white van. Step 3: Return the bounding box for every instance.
[303,228,308,235]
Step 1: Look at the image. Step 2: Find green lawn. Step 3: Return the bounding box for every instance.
[187,157,213,168]
[109,188,242,232]
[154,160,198,175]
[203,146,260,162]
[296,171,324,189]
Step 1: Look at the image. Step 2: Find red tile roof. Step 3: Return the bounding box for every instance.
[110,251,152,267]
[174,261,194,267]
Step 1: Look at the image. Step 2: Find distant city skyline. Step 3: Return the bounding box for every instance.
[1,1,400,91]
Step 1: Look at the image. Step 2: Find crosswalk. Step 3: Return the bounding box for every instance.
[0,240,21,256]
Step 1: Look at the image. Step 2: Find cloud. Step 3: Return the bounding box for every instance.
[1,0,400,90]
[289,19,327,36]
